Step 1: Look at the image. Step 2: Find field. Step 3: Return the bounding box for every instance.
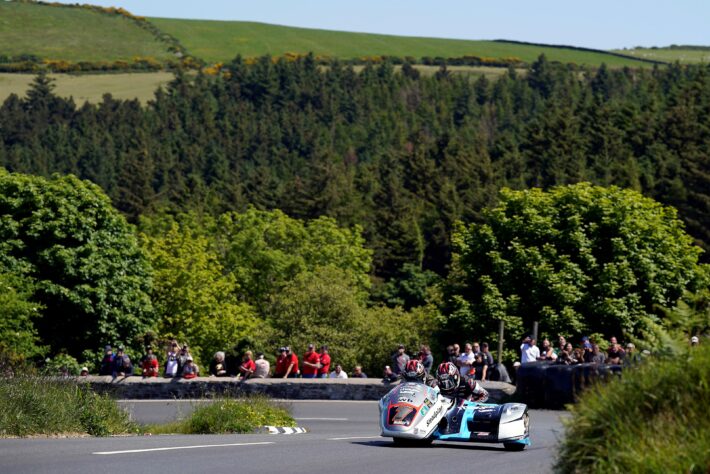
[614,47,710,64]
[0,2,172,62]
[151,18,653,67]
[0,72,174,103]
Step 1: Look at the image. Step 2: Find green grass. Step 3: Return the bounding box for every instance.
[555,344,710,473]
[0,377,137,437]
[0,2,173,62]
[147,397,295,435]
[0,72,173,103]
[150,18,654,68]
[614,48,710,64]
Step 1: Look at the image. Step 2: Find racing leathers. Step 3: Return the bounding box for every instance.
[438,376,489,405]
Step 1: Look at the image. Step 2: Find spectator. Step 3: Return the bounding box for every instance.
[554,336,567,357]
[520,336,540,364]
[472,353,488,381]
[590,344,606,364]
[182,356,199,379]
[176,343,191,375]
[274,347,289,378]
[418,345,434,374]
[141,346,159,377]
[573,348,585,364]
[301,344,320,379]
[209,351,228,377]
[164,340,180,378]
[391,344,410,376]
[581,337,594,363]
[472,342,481,356]
[80,367,89,376]
[352,365,368,378]
[607,341,625,365]
[112,346,133,377]
[239,351,256,379]
[448,344,461,365]
[99,345,114,376]
[277,346,299,378]
[318,345,331,378]
[382,365,398,383]
[457,343,476,376]
[537,338,558,362]
[691,336,700,346]
[254,352,270,378]
[480,342,495,367]
[558,342,578,365]
[330,364,348,379]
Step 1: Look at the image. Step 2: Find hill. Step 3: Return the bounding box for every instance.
[0,1,174,63]
[150,17,655,67]
[614,46,710,64]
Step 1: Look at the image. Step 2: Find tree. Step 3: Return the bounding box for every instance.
[446,183,707,353]
[141,223,257,366]
[0,269,45,363]
[0,170,153,357]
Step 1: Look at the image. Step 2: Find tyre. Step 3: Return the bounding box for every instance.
[503,442,527,451]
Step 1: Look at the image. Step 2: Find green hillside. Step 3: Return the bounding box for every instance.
[0,1,173,62]
[614,47,710,64]
[150,18,653,67]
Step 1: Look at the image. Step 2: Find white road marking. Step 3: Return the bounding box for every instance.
[93,441,274,455]
[295,417,348,421]
[328,436,382,441]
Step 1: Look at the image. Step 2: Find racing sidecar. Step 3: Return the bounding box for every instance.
[378,381,530,451]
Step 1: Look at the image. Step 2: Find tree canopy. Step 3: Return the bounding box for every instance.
[447,183,707,349]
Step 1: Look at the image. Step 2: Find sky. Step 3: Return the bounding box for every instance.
[52,0,709,50]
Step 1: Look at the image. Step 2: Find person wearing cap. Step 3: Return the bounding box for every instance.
[182,356,199,379]
[141,346,159,377]
[301,344,320,379]
[164,340,180,378]
[391,344,410,376]
[283,346,299,378]
[274,347,289,378]
[581,337,594,363]
[691,336,700,346]
[80,367,90,376]
[318,345,331,378]
[99,345,114,376]
[112,346,133,377]
[254,352,270,378]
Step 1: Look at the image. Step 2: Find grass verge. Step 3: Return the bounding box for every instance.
[147,397,296,435]
[0,377,137,437]
[555,344,710,473]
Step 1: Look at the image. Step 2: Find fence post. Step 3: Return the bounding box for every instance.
[532,321,539,342]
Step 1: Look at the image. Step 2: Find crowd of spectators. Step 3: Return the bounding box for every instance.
[82,333,703,380]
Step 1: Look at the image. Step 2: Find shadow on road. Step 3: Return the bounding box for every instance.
[352,440,509,452]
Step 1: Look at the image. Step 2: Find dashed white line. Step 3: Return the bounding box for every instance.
[93,441,274,455]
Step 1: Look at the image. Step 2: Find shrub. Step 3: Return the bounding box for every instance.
[555,344,710,473]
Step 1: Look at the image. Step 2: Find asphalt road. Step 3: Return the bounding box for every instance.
[0,401,567,474]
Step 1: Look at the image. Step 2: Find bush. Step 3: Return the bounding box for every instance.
[555,344,710,473]
[0,377,136,437]
[148,396,295,434]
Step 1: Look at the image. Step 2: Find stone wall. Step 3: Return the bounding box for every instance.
[78,376,516,402]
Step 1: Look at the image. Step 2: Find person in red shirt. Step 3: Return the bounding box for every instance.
[301,344,321,378]
[239,350,256,379]
[274,347,289,378]
[318,345,331,378]
[141,346,159,377]
[283,346,299,378]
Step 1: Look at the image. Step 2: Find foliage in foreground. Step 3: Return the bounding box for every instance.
[0,377,136,437]
[148,397,295,435]
[555,344,710,473]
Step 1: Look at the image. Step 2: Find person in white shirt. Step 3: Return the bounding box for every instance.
[329,364,348,379]
[457,343,476,377]
[520,336,540,364]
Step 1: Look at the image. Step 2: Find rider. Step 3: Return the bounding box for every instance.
[435,362,488,404]
[401,359,436,386]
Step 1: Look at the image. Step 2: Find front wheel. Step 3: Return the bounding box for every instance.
[503,442,527,451]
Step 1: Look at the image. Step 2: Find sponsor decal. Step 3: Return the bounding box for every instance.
[420,405,429,416]
[426,405,444,427]
[423,398,433,408]
[398,397,415,403]
[475,432,490,437]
